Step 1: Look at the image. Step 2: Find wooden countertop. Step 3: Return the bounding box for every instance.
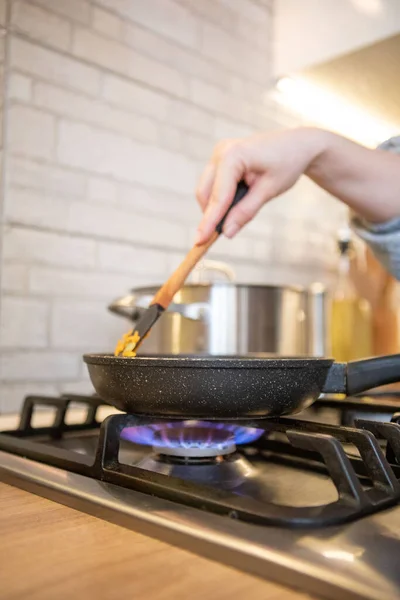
[0,482,315,600]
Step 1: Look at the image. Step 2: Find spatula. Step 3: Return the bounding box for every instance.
[115,180,249,357]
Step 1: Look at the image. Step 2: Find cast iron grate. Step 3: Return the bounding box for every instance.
[1,394,400,528]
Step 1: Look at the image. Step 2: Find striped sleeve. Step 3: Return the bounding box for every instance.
[351,135,400,280]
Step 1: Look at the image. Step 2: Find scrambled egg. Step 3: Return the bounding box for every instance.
[114,330,141,357]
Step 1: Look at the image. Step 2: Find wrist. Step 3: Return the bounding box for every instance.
[297,127,334,175]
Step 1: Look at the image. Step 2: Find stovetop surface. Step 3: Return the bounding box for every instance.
[1,393,400,600]
[45,430,339,507]
[1,445,400,600]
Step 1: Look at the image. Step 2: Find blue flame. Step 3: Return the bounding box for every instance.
[154,426,234,451]
[121,421,263,448]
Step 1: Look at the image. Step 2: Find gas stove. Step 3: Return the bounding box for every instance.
[1,393,400,600]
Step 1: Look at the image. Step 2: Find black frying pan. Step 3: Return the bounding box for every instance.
[83,353,400,419]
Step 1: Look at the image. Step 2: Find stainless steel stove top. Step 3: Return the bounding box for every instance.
[1,393,400,600]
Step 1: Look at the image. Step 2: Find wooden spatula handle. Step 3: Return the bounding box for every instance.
[152,232,218,309]
[152,180,249,310]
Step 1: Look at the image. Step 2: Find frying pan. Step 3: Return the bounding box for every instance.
[83,353,400,420]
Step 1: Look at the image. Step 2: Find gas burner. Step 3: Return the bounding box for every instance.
[126,421,256,487]
[137,452,254,490]
[153,425,236,458]
[120,420,263,453]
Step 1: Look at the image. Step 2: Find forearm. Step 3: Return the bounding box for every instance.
[195,126,400,247]
[305,129,400,223]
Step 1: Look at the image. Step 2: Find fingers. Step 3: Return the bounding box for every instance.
[195,141,228,211]
[195,141,244,245]
[196,162,215,211]
[194,128,309,244]
[222,175,275,238]
[198,163,244,243]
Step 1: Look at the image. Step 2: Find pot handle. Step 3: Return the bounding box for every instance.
[108,293,142,320]
[347,354,400,395]
[191,259,236,283]
[109,294,208,322]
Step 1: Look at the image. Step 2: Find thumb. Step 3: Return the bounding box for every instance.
[222,175,276,238]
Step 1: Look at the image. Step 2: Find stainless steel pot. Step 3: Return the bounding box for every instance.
[108,261,328,357]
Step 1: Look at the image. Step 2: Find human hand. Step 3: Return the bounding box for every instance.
[195,127,326,244]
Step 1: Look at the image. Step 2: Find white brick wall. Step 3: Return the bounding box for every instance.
[1,265,29,293]
[116,183,200,223]
[97,241,168,275]
[0,0,346,413]
[8,156,86,197]
[1,383,59,413]
[30,0,92,24]
[0,0,7,26]
[167,99,215,136]
[5,186,70,228]
[0,351,80,381]
[29,267,134,299]
[50,300,124,350]
[87,176,117,204]
[9,36,101,95]
[8,72,32,101]
[0,296,48,348]
[72,26,190,99]
[66,198,188,247]
[33,81,160,144]
[3,228,97,268]
[122,21,231,91]
[11,0,72,51]
[92,6,122,39]
[95,0,199,49]
[101,74,169,121]
[57,119,198,194]
[8,104,56,159]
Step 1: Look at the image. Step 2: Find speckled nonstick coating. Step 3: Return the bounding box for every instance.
[83,354,334,419]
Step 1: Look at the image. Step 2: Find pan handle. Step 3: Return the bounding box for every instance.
[347,354,400,395]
